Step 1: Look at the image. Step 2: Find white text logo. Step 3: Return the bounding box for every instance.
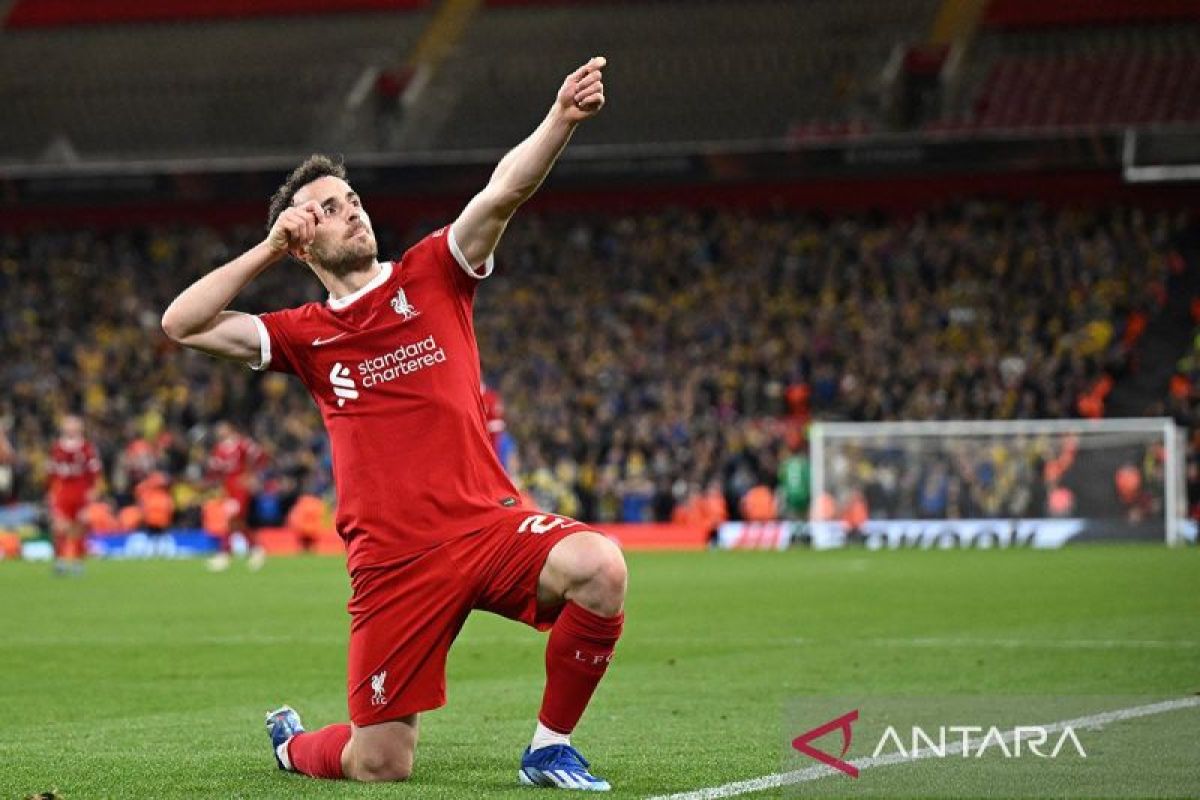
[357,334,447,387]
[573,649,614,666]
[871,725,1087,759]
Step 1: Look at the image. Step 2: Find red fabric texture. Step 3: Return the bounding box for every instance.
[345,510,583,725]
[287,724,351,779]
[52,533,85,560]
[257,230,520,573]
[538,602,624,734]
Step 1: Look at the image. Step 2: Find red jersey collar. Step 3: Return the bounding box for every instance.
[327,261,392,311]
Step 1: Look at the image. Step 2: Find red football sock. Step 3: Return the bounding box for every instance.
[538,602,624,734]
[58,536,83,561]
[287,724,351,779]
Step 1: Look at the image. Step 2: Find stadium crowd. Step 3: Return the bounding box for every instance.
[0,201,1185,531]
[1165,304,1200,521]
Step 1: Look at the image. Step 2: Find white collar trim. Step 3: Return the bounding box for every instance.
[327,261,391,310]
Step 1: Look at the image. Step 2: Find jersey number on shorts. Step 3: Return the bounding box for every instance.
[517,514,579,535]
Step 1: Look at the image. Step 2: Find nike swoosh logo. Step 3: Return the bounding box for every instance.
[312,333,348,347]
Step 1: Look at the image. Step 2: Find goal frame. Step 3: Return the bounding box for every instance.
[809,417,1186,546]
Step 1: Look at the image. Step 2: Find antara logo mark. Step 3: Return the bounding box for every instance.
[793,710,860,778]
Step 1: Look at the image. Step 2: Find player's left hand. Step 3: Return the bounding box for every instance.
[556,56,606,123]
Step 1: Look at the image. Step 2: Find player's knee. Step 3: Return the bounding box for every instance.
[352,751,412,783]
[350,740,414,783]
[357,765,412,783]
[580,537,627,609]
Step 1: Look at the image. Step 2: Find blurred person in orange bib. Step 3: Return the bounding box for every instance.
[286,493,328,553]
[136,471,176,548]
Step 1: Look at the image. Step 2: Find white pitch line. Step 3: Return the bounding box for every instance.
[645,696,1200,800]
[456,636,1200,650]
[868,637,1200,650]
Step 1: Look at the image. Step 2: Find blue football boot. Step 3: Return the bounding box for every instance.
[519,744,611,791]
[264,705,305,771]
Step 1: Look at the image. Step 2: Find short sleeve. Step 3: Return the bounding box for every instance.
[446,225,495,281]
[439,225,495,296]
[252,310,300,374]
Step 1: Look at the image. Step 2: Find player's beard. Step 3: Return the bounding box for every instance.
[312,232,378,276]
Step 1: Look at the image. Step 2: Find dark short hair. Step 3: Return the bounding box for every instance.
[267,154,347,231]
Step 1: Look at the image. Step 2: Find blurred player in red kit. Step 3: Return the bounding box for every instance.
[205,420,267,571]
[161,57,624,790]
[46,414,102,576]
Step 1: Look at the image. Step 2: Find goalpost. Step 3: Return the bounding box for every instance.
[1122,127,1200,184]
[808,418,1188,549]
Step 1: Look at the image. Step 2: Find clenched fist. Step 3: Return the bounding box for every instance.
[556,56,606,123]
[268,201,322,254]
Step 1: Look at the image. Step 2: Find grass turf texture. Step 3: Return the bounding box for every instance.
[0,545,1196,799]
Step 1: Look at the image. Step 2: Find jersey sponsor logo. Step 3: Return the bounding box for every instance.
[329,362,360,407]
[357,334,447,388]
[390,288,420,321]
[312,332,348,347]
[370,670,388,706]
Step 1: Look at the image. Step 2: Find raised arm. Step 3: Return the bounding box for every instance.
[161,201,322,362]
[451,56,606,267]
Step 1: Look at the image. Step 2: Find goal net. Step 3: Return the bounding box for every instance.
[808,418,1188,549]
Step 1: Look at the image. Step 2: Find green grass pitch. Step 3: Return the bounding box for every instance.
[1,545,1197,799]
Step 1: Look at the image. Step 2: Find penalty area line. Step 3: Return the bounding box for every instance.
[644,696,1200,800]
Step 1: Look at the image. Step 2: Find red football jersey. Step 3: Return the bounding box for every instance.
[48,438,101,501]
[207,434,264,497]
[253,227,520,571]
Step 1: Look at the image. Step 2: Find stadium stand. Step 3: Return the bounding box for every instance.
[410,0,938,149]
[0,1,1197,535]
[0,0,941,159]
[1,202,1185,524]
[932,23,1200,132]
[0,8,430,161]
[1166,308,1200,520]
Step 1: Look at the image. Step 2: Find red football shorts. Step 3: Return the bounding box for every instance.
[224,487,251,521]
[345,510,597,726]
[50,493,87,525]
